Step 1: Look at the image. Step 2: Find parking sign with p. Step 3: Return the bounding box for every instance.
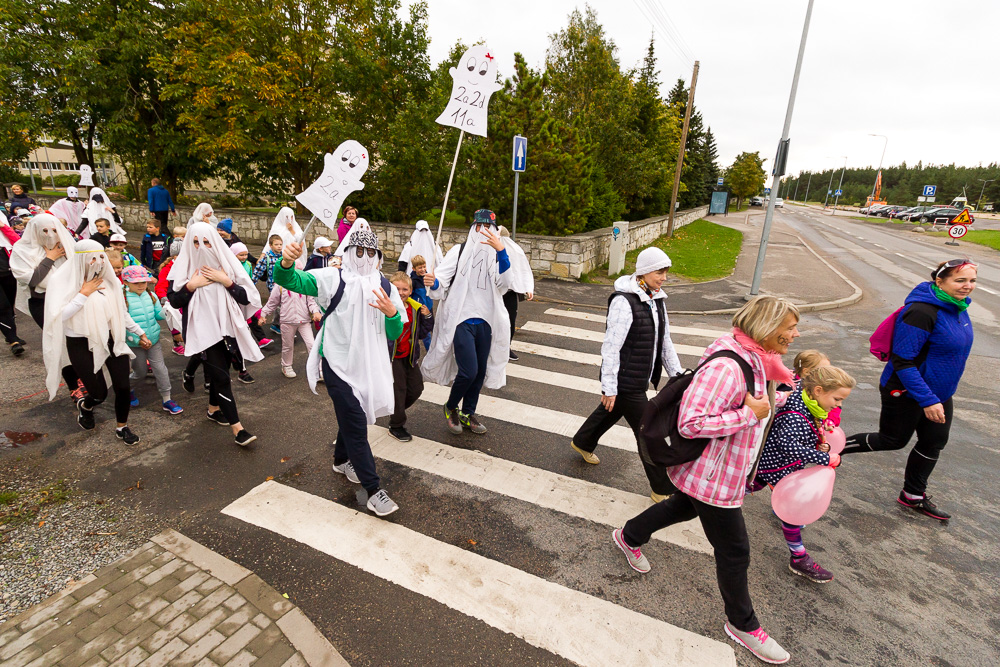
[923,185,937,197]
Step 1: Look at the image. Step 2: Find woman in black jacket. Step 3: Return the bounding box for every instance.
[7,184,36,214]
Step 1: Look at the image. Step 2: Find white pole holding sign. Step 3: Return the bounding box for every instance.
[294,140,369,243]
[512,135,527,242]
[434,44,503,245]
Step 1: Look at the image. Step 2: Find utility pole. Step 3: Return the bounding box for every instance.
[833,156,847,209]
[823,168,835,208]
[977,179,995,211]
[750,0,815,296]
[666,60,699,237]
[793,178,800,201]
[803,173,812,203]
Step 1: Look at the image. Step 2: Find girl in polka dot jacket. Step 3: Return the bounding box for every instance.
[755,365,856,584]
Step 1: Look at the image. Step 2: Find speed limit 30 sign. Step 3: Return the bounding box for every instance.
[948,224,968,239]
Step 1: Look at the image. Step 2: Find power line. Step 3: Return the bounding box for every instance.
[630,0,693,67]
[640,0,695,63]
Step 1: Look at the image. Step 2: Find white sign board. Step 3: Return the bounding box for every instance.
[948,224,968,239]
[78,164,94,187]
[435,45,503,138]
[295,140,369,231]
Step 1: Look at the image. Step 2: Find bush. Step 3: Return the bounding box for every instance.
[53,174,81,187]
[213,193,241,209]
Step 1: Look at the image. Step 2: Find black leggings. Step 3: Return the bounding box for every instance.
[186,344,245,376]
[502,290,518,343]
[66,336,132,423]
[0,272,18,343]
[29,296,80,389]
[844,386,954,496]
[202,340,240,425]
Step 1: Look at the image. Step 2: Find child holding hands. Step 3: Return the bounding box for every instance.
[122,266,183,414]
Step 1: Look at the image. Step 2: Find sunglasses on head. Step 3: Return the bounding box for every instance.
[355,247,377,258]
[933,259,976,279]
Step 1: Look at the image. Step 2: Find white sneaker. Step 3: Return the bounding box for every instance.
[332,461,360,484]
[366,489,399,517]
[282,366,296,378]
[724,623,790,664]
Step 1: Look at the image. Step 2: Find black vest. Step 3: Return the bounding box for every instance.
[607,291,666,394]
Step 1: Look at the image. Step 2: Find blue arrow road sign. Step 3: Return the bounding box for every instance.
[764,188,771,195]
[923,185,937,197]
[835,189,842,196]
[512,135,527,172]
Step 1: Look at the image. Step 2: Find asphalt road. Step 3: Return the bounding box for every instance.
[3,211,999,666]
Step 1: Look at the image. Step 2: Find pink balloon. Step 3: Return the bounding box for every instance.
[827,427,846,455]
[770,466,836,526]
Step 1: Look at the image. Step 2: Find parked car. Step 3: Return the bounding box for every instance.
[774,197,784,208]
[899,206,932,221]
[750,196,764,207]
[918,207,970,224]
[889,206,917,219]
[878,205,909,217]
[863,204,891,216]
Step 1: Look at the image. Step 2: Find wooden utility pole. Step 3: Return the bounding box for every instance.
[666,60,699,237]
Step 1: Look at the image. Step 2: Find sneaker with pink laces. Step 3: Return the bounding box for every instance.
[612,528,650,573]
[788,554,833,583]
[172,344,185,355]
[724,623,790,664]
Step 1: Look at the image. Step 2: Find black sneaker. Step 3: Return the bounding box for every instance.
[897,492,951,521]
[10,341,24,356]
[238,371,255,384]
[508,350,519,361]
[206,410,230,426]
[182,371,195,393]
[77,398,95,430]
[115,426,140,446]
[15,337,26,345]
[388,426,413,442]
[235,430,257,446]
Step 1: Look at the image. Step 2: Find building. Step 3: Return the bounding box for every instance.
[19,140,120,189]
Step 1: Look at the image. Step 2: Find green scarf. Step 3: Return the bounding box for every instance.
[801,390,828,421]
[931,284,970,312]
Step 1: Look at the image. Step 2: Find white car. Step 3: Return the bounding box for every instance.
[774,198,784,208]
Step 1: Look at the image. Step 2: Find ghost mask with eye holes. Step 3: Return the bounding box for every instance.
[343,228,381,277]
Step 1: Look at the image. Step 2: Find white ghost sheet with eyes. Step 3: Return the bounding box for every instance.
[435,45,503,138]
[78,164,94,187]
[295,140,369,234]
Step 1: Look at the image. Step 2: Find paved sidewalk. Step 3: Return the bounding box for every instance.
[0,530,349,667]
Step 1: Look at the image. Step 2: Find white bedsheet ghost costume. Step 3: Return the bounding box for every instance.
[299,221,407,423]
[83,187,125,236]
[49,187,87,232]
[397,220,444,274]
[167,222,263,362]
[421,220,513,390]
[42,240,137,400]
[9,213,77,315]
[187,203,214,227]
[268,207,302,246]
[499,232,534,296]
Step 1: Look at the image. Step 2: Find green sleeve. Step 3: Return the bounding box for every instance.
[385,311,403,340]
[273,261,318,297]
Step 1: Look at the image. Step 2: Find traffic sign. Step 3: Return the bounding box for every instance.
[764,188,771,195]
[512,135,527,172]
[951,208,972,226]
[717,177,724,185]
[827,189,832,196]
[834,189,842,197]
[948,224,968,239]
[923,185,937,197]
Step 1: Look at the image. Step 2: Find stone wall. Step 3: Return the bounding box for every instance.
[35,195,707,280]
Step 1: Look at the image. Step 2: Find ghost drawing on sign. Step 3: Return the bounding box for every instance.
[295,140,369,232]
[435,45,503,138]
[78,164,94,187]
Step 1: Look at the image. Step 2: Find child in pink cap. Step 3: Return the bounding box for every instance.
[122,265,183,414]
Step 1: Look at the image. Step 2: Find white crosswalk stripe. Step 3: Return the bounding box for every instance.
[521,321,706,357]
[223,482,736,667]
[511,339,603,365]
[544,307,727,339]
[367,425,711,553]
[504,363,658,398]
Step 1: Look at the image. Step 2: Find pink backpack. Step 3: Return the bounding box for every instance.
[869,307,904,361]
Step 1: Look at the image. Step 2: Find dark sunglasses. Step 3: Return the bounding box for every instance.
[355,247,377,258]
[933,259,976,279]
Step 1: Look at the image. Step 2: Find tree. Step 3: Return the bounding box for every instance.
[727,152,767,208]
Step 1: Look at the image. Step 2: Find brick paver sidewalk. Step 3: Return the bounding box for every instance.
[0,530,349,666]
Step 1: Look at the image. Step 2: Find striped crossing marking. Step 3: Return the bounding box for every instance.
[520,321,706,357]
[419,383,637,452]
[223,482,736,667]
[367,426,711,554]
[505,363,657,399]
[511,340,603,366]
[543,308,727,339]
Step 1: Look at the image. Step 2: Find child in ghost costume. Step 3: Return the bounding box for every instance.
[396,220,443,274]
[167,222,263,447]
[42,240,150,445]
[422,209,513,435]
[497,225,534,362]
[267,207,302,246]
[0,213,25,355]
[76,187,125,239]
[49,186,86,234]
[274,220,407,518]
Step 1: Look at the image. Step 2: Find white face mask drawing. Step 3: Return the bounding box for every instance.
[39,224,60,250]
[295,140,370,229]
[337,141,369,183]
[85,255,105,281]
[192,235,223,271]
[435,44,504,138]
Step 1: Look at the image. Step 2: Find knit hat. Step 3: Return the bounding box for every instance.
[472,209,497,227]
[634,247,672,275]
[109,233,127,244]
[121,266,153,283]
[314,236,333,252]
[230,242,248,256]
[216,218,233,234]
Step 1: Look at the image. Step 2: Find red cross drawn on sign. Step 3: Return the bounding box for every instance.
[485,52,494,61]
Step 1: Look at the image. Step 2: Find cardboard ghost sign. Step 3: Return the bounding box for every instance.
[295,140,369,231]
[78,164,94,187]
[435,45,503,138]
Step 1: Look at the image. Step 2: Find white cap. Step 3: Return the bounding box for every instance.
[314,236,333,251]
[635,247,672,276]
[110,233,127,243]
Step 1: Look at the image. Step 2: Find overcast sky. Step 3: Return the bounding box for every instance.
[403,0,998,176]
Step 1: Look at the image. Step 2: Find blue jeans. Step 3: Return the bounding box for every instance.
[322,359,380,494]
[447,320,492,414]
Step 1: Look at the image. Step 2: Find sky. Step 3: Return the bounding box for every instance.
[402,0,999,177]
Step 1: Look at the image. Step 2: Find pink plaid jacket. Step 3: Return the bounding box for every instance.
[667,335,777,508]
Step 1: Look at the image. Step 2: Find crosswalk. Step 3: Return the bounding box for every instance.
[223,307,739,665]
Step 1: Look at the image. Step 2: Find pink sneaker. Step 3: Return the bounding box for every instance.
[258,338,273,349]
[172,344,185,355]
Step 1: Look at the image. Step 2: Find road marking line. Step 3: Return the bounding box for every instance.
[874,243,886,249]
[420,383,637,451]
[223,482,735,667]
[520,321,706,357]
[505,363,657,399]
[893,252,934,270]
[367,426,711,554]
[978,286,999,296]
[511,340,603,366]
[544,308,727,338]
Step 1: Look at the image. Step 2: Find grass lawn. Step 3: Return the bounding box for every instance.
[420,208,467,229]
[587,218,742,283]
[927,229,1000,252]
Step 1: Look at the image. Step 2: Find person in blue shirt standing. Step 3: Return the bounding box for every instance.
[146,178,176,227]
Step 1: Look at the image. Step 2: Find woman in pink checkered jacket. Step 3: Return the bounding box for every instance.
[612,295,801,665]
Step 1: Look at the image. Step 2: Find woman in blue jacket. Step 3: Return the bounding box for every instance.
[844,259,976,520]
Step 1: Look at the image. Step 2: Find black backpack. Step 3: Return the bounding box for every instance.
[637,350,755,468]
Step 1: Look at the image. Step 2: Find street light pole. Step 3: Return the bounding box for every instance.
[803,172,812,203]
[749,0,815,297]
[977,179,995,211]
[866,133,887,216]
[833,156,848,209]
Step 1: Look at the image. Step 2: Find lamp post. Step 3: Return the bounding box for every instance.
[803,172,812,203]
[866,133,887,216]
[833,156,848,210]
[977,179,995,211]
[823,168,835,208]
